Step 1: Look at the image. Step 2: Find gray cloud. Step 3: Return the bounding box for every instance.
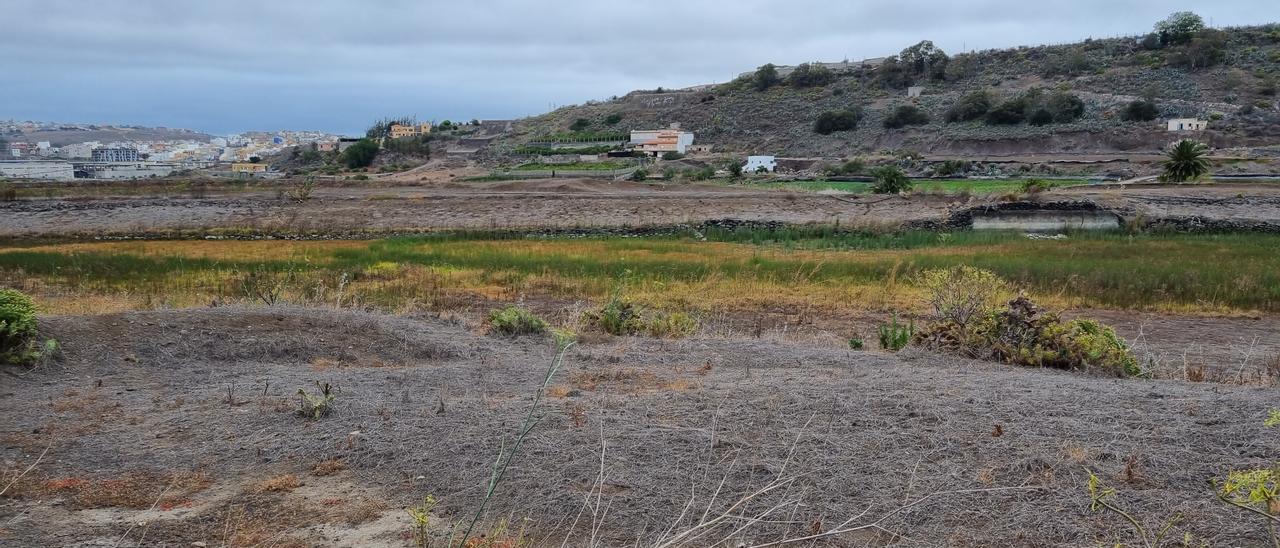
[0,0,1271,134]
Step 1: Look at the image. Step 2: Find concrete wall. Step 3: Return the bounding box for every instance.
[0,160,76,180]
[971,210,1120,231]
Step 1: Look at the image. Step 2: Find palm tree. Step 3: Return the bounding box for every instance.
[1161,139,1210,182]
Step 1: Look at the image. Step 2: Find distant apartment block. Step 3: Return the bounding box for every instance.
[91,147,141,162]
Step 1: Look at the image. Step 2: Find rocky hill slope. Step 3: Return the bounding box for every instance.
[495,19,1280,158]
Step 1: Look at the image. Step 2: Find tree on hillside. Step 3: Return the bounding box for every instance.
[753,64,781,91]
[875,56,914,89]
[1155,12,1206,46]
[945,90,993,122]
[899,40,949,80]
[570,118,591,131]
[813,108,863,135]
[342,139,379,169]
[883,105,930,129]
[1120,100,1160,122]
[1161,139,1210,182]
[788,63,835,87]
[1044,89,1085,123]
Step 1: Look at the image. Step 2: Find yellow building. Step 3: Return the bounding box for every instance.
[231,163,269,173]
[389,122,433,139]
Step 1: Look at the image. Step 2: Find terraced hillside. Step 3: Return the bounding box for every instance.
[494,20,1280,158]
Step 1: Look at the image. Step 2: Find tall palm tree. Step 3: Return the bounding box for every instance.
[1161,139,1210,182]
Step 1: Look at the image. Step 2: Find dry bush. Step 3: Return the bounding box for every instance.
[254,474,301,493]
[337,498,386,526]
[916,265,1009,328]
[568,368,697,393]
[312,459,345,477]
[545,385,572,398]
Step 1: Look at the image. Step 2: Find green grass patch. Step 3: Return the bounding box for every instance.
[511,162,630,171]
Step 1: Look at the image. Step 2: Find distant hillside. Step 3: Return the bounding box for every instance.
[494,18,1280,159]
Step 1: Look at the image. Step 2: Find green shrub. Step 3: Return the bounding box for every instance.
[629,168,650,181]
[341,139,379,168]
[870,166,912,194]
[604,113,623,125]
[569,118,591,131]
[488,306,548,336]
[1,289,53,366]
[848,338,865,350]
[752,64,782,91]
[878,316,914,351]
[944,90,992,122]
[788,62,835,87]
[814,108,863,135]
[1120,100,1160,122]
[645,311,699,338]
[595,294,644,336]
[919,296,1141,377]
[985,98,1027,125]
[661,151,685,161]
[883,105,930,129]
[297,382,336,420]
[917,266,1009,328]
[1020,179,1058,193]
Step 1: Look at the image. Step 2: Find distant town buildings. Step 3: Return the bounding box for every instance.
[630,124,695,156]
[91,147,140,162]
[390,123,432,139]
[1167,118,1208,132]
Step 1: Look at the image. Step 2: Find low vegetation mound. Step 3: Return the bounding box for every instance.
[488,305,548,336]
[0,289,53,366]
[914,267,1140,377]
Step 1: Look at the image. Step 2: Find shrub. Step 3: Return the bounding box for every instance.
[595,294,644,336]
[883,105,930,129]
[870,166,912,194]
[788,62,835,87]
[752,64,781,91]
[1,289,49,366]
[604,113,623,125]
[0,182,16,202]
[985,98,1027,125]
[690,166,715,180]
[826,158,866,176]
[1120,100,1160,122]
[569,118,591,131]
[878,316,914,351]
[1155,11,1205,46]
[934,159,970,176]
[918,296,1141,377]
[944,90,992,122]
[814,108,862,134]
[341,139,379,168]
[488,306,548,336]
[661,151,685,161]
[645,311,699,338]
[297,382,336,420]
[1043,90,1085,122]
[727,162,743,179]
[917,266,1009,329]
[629,168,650,181]
[1020,179,1058,193]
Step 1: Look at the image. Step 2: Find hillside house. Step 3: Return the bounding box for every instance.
[629,125,695,156]
[1167,118,1207,132]
[743,155,777,173]
[231,162,269,173]
[389,123,432,139]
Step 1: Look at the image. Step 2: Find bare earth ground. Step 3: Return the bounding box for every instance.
[3,178,1280,238]
[2,306,1278,547]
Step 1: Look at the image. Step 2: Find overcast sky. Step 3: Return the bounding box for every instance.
[1,1,1272,135]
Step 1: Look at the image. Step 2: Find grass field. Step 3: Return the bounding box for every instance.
[750,178,1092,194]
[3,230,1277,316]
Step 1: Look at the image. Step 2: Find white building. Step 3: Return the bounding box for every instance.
[743,155,777,173]
[1167,118,1207,132]
[907,86,924,98]
[630,124,695,156]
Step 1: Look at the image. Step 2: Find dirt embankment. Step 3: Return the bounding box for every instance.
[2,306,1277,546]
[0,180,962,239]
